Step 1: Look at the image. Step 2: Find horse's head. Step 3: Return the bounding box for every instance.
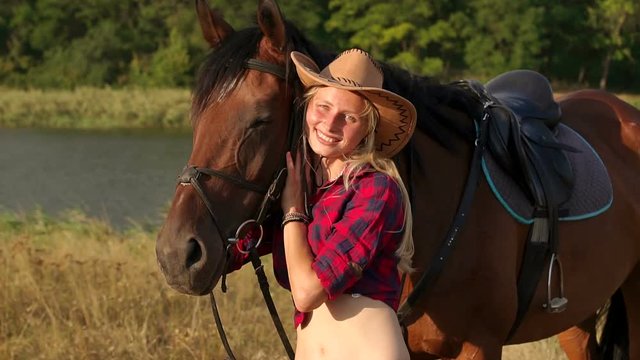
[156,0,297,295]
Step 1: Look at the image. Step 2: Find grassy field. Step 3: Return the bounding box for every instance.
[0,209,570,359]
[0,87,638,130]
[618,93,640,109]
[0,87,190,129]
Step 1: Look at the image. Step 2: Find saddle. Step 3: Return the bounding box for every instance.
[484,69,575,210]
[471,70,577,339]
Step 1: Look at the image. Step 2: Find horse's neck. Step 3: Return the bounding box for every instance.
[382,65,478,251]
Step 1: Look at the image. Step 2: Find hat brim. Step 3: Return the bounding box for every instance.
[291,51,417,158]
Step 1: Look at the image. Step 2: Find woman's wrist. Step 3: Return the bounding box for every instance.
[283,205,304,214]
[281,210,311,228]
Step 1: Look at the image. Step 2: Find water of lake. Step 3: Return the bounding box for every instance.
[0,128,192,229]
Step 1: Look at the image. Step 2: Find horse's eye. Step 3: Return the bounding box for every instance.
[248,117,271,129]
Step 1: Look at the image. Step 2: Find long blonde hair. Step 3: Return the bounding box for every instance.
[301,86,415,273]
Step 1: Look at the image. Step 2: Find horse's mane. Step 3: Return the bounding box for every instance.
[192,21,480,149]
[380,63,481,149]
[191,22,332,122]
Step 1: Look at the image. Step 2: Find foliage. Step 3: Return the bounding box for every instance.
[326,0,467,76]
[536,1,598,85]
[463,0,545,78]
[0,0,639,89]
[587,0,640,88]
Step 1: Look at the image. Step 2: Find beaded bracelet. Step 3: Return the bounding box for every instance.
[281,211,311,228]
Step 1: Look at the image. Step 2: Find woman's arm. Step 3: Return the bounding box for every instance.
[282,221,327,312]
[281,151,327,312]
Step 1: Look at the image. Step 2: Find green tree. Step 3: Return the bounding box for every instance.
[326,0,467,77]
[126,2,202,87]
[588,0,640,89]
[463,0,545,78]
[535,1,598,86]
[130,28,190,87]
[280,0,336,50]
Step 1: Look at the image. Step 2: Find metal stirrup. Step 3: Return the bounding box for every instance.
[544,253,568,313]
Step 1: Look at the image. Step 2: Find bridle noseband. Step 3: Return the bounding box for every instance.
[177,58,297,360]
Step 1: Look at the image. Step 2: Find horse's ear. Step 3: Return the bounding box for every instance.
[257,0,286,52]
[195,0,234,48]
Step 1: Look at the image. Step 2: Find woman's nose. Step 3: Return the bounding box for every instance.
[323,113,342,131]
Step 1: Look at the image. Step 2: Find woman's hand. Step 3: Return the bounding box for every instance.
[281,151,305,214]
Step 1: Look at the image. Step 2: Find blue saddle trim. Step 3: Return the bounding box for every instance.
[482,123,613,224]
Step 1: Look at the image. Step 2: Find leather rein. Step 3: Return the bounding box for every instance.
[177,58,297,360]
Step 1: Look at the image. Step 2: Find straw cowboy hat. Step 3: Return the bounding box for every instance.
[291,49,417,158]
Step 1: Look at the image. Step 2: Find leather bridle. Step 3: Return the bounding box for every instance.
[177,58,298,360]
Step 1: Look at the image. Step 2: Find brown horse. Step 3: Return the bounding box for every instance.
[155,1,640,359]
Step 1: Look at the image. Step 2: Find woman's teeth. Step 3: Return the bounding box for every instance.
[317,130,339,143]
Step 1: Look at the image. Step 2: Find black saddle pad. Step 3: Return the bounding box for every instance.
[482,123,612,224]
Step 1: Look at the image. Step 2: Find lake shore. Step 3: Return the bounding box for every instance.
[1,87,638,130]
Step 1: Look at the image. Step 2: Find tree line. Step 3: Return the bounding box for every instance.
[1,0,638,90]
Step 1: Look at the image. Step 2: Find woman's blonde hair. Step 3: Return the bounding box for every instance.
[301,86,414,273]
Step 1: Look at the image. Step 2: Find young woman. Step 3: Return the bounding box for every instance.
[276,48,417,359]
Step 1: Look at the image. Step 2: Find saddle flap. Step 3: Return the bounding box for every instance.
[486,105,525,185]
[481,69,576,208]
[520,119,575,207]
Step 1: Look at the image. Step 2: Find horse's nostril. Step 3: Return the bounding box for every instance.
[185,238,203,269]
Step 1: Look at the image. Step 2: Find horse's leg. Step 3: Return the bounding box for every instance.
[622,267,640,359]
[557,316,599,360]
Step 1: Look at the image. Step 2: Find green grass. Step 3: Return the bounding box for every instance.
[0,209,571,359]
[618,93,640,110]
[0,87,191,129]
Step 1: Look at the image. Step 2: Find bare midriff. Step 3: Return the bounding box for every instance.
[294,294,409,360]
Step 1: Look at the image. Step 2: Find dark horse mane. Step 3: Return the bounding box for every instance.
[192,21,481,149]
[380,62,481,149]
[191,22,333,122]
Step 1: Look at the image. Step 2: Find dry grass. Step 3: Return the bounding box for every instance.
[0,209,294,360]
[1,210,566,359]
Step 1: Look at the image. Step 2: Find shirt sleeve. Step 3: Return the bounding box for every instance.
[310,173,404,299]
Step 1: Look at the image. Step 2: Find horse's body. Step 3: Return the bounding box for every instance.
[399,88,640,358]
[155,1,640,359]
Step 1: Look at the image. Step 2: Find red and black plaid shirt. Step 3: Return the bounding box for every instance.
[230,166,405,328]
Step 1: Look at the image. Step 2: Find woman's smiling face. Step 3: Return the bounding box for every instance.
[305,86,370,161]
